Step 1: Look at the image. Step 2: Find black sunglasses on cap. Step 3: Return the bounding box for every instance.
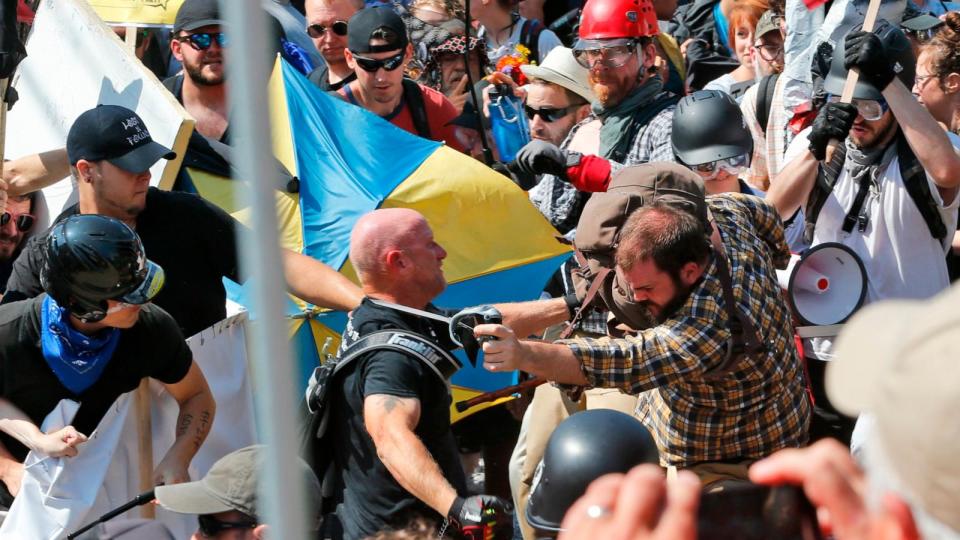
[197,514,257,538]
[524,104,582,123]
[353,51,406,72]
[307,20,348,38]
[0,212,34,233]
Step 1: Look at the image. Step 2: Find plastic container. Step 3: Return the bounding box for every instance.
[488,85,531,163]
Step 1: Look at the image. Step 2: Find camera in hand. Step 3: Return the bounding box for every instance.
[697,483,822,540]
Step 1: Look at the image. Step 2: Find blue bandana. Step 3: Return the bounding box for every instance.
[40,295,121,395]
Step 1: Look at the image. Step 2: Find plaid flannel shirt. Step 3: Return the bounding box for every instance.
[561,194,810,467]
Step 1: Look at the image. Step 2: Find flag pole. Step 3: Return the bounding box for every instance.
[219,2,309,539]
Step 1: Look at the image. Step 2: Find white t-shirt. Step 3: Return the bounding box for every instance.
[784,128,960,358]
[481,16,562,66]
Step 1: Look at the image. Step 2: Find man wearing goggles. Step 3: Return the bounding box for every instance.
[0,214,216,506]
[337,7,467,153]
[507,0,678,199]
[305,0,361,92]
[0,193,35,296]
[167,0,229,141]
[769,22,960,446]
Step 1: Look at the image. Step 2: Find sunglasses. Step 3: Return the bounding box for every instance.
[0,212,34,232]
[353,51,406,72]
[826,94,889,122]
[573,41,637,69]
[197,514,257,538]
[307,20,348,38]
[177,32,228,51]
[524,104,582,123]
[690,153,750,179]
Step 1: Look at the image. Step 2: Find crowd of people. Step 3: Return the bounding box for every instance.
[0,0,957,538]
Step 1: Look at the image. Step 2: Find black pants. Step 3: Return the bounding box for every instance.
[805,357,857,445]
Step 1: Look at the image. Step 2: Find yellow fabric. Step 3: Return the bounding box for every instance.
[382,147,570,284]
[656,32,686,81]
[268,57,298,176]
[90,0,185,25]
[308,319,343,364]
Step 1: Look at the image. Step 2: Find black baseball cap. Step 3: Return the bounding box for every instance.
[173,0,225,34]
[348,7,409,54]
[66,105,176,174]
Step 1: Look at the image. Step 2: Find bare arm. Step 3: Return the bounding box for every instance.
[155,361,216,485]
[4,149,70,196]
[280,249,363,311]
[765,149,819,221]
[884,79,960,199]
[363,394,459,516]
[494,297,572,339]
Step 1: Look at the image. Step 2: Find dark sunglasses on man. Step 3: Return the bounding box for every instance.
[176,32,228,51]
[524,104,583,123]
[197,514,257,538]
[353,51,406,72]
[0,212,34,233]
[307,20,349,38]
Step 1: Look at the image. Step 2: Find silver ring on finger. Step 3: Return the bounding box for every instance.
[586,504,611,519]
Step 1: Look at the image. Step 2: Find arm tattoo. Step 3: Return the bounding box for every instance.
[176,414,193,438]
[194,410,211,450]
[380,396,402,414]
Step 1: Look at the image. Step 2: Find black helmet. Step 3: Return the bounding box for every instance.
[671,90,753,166]
[525,410,659,535]
[40,215,165,322]
[823,20,915,100]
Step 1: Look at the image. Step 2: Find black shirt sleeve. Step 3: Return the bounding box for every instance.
[139,304,193,384]
[1,235,45,305]
[361,351,425,401]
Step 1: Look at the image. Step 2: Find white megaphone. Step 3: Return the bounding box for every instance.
[776,242,867,326]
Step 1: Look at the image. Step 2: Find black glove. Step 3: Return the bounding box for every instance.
[447,495,513,539]
[511,139,581,180]
[807,102,858,161]
[843,31,896,91]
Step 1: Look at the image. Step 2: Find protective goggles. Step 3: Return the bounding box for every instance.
[524,104,581,123]
[572,38,638,69]
[903,27,938,43]
[197,514,257,538]
[0,212,34,232]
[307,20,348,38]
[177,32,228,51]
[826,94,889,122]
[116,259,165,306]
[353,51,405,72]
[690,153,750,178]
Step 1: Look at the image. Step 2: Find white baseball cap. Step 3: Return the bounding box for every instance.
[520,47,594,104]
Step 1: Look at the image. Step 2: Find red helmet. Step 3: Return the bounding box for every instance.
[578,0,659,40]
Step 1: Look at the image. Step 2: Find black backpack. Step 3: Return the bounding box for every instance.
[754,73,779,135]
[401,78,432,140]
[519,18,545,63]
[803,131,946,245]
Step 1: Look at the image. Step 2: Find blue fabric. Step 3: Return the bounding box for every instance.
[713,2,731,55]
[279,61,440,271]
[280,38,316,76]
[40,296,120,395]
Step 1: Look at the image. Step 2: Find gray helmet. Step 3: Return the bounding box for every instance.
[823,19,916,100]
[525,410,659,536]
[671,90,753,166]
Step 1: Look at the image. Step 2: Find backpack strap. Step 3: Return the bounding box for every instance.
[401,78,432,140]
[803,141,847,245]
[897,134,947,241]
[560,266,611,339]
[755,73,779,134]
[704,227,766,380]
[334,329,460,382]
[519,18,544,63]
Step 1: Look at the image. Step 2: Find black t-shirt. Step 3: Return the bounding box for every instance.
[331,298,466,540]
[2,188,240,338]
[0,295,192,462]
[307,64,356,92]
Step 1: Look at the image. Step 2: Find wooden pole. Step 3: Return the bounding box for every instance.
[125,25,156,520]
[824,0,882,162]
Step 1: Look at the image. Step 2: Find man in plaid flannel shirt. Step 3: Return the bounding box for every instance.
[478,193,810,484]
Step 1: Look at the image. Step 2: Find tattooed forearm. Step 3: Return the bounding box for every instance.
[176,414,193,438]
[194,410,211,450]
